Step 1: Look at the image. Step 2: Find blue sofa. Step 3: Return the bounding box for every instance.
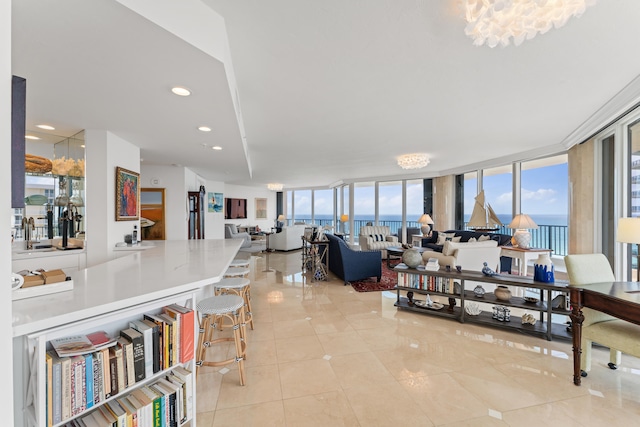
[326,233,382,285]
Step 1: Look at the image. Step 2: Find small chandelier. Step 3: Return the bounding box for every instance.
[267,183,283,191]
[397,153,429,170]
[462,0,595,48]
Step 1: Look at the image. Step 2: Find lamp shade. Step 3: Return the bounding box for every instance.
[508,214,539,230]
[277,214,285,222]
[340,214,349,223]
[617,217,640,243]
[418,214,434,225]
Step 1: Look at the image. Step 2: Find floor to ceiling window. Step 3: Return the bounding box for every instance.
[627,121,640,279]
[483,165,512,229]
[463,171,478,227]
[406,179,424,232]
[294,190,311,223]
[521,154,568,255]
[353,182,374,237]
[313,188,334,229]
[378,180,402,236]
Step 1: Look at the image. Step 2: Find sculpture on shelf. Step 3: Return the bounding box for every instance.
[402,248,422,268]
[481,262,499,277]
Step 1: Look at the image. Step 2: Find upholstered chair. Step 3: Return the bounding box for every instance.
[565,253,640,375]
[358,225,399,258]
[225,224,252,248]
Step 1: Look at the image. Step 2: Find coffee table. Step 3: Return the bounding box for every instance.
[386,246,431,268]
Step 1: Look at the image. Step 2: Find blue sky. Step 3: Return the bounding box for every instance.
[292,163,568,219]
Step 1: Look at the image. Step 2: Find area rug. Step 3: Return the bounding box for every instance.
[349,262,397,292]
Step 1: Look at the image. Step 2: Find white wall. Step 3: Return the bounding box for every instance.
[86,130,140,266]
[140,164,188,240]
[205,179,225,239]
[2,0,15,420]
[224,184,278,232]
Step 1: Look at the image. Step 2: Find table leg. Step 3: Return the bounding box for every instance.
[569,288,585,386]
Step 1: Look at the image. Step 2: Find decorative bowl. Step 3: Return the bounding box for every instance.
[465,302,481,316]
[494,285,512,302]
[524,296,539,303]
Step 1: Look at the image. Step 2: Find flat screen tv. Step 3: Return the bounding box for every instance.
[224,198,247,219]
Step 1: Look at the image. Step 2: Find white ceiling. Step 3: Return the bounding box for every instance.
[12,0,640,190]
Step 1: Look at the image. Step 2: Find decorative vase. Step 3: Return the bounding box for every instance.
[533,253,554,283]
[494,285,512,301]
[402,248,423,268]
[473,284,485,297]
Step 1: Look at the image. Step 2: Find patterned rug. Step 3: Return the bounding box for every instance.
[349,262,397,292]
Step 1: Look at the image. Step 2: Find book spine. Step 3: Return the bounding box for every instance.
[180,308,195,363]
[84,352,94,409]
[122,330,146,382]
[70,356,86,416]
[46,352,52,427]
[131,321,154,379]
[51,357,62,424]
[109,349,119,396]
[61,357,72,421]
[93,351,103,405]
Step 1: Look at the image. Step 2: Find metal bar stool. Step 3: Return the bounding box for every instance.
[196,294,247,385]
[215,277,254,330]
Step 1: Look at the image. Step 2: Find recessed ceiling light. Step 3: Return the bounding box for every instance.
[171,86,191,96]
[198,126,211,132]
[36,124,55,130]
[25,135,40,140]
[212,146,222,151]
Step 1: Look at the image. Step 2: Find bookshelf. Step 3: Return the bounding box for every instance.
[12,239,243,427]
[394,267,572,341]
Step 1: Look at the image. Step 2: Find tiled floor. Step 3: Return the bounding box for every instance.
[196,251,640,426]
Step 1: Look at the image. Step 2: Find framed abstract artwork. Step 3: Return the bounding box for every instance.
[255,197,267,219]
[115,166,140,221]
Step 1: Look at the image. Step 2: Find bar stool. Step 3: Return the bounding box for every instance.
[196,294,247,385]
[215,277,254,330]
[229,259,250,269]
[224,267,250,278]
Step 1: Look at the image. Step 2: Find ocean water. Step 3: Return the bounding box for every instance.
[306,214,567,226]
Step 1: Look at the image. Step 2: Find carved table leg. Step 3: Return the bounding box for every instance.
[569,288,584,386]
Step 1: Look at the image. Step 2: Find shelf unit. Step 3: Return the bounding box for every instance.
[301,237,329,281]
[23,291,197,427]
[394,267,571,341]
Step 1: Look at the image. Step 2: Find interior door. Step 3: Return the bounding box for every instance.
[140,188,165,240]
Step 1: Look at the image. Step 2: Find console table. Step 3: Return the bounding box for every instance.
[500,247,552,276]
[569,281,640,386]
[301,237,329,281]
[394,266,570,341]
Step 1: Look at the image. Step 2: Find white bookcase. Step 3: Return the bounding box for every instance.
[22,290,198,427]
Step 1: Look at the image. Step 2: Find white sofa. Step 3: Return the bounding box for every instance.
[421,239,501,272]
[358,226,399,258]
[270,224,307,251]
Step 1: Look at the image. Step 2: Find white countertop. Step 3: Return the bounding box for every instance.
[12,239,242,337]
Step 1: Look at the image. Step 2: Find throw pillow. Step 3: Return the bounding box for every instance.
[478,234,491,241]
[468,237,477,243]
[370,234,385,242]
[436,232,456,245]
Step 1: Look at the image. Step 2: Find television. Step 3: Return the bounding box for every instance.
[224,198,247,219]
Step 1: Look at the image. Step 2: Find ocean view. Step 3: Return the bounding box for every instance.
[302,214,567,226]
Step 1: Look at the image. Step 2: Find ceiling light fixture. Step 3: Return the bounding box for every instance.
[462,0,595,48]
[25,135,40,140]
[268,183,283,191]
[36,124,55,130]
[212,146,222,151]
[171,86,191,96]
[198,126,211,132]
[397,153,429,170]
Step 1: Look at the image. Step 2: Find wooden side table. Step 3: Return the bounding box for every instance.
[500,247,552,276]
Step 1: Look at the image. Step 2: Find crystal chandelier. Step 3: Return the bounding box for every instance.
[462,0,595,48]
[397,153,430,170]
[267,183,283,191]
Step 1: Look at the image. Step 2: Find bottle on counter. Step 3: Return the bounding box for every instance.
[132,225,138,245]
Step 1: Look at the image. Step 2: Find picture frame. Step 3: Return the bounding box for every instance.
[115,166,140,221]
[209,192,223,213]
[255,197,267,219]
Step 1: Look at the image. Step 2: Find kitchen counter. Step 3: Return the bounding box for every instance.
[12,238,242,337]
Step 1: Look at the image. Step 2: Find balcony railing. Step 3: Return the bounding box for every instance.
[291,218,569,256]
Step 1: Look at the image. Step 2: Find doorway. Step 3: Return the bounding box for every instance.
[141,188,165,240]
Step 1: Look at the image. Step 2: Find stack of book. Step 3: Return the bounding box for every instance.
[46,303,195,426]
[425,257,440,271]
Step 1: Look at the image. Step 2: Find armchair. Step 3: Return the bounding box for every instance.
[565,253,640,375]
[326,233,381,285]
[225,224,251,248]
[358,225,399,258]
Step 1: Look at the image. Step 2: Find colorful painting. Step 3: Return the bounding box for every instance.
[115,166,140,221]
[210,192,223,213]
